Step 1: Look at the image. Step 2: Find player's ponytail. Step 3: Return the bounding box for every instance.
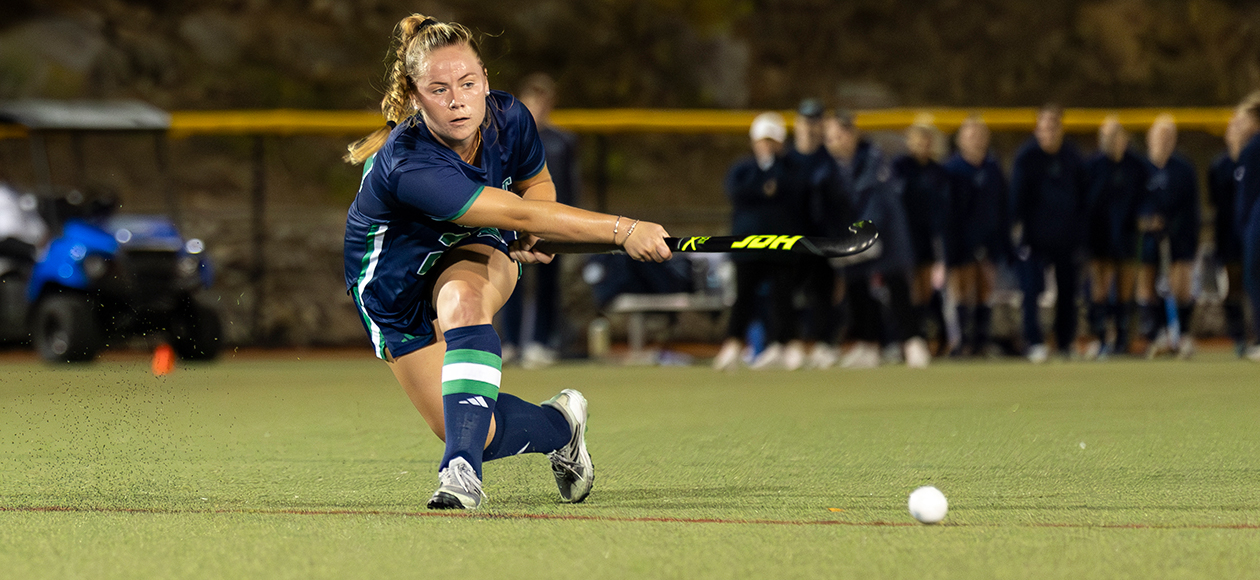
[344,15,483,164]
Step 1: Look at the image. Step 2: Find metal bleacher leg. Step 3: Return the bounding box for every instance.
[628,312,646,358]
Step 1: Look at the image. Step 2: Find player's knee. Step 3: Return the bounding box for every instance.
[437,283,491,328]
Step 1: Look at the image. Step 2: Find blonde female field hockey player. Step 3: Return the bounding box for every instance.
[343,14,672,509]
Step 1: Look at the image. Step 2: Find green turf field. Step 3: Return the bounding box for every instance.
[1,353,1257,579]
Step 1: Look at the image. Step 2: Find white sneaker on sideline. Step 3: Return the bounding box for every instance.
[426,456,485,510]
[840,343,880,369]
[1177,337,1195,360]
[712,340,742,371]
[881,343,905,365]
[501,344,520,366]
[783,341,806,371]
[1146,330,1171,360]
[521,343,557,369]
[905,337,931,369]
[541,389,594,503]
[1027,344,1049,364]
[1083,339,1102,361]
[750,343,786,370]
[808,344,840,369]
[1247,345,1260,362]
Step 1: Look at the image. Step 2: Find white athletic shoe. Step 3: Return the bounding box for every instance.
[1146,330,1171,360]
[712,340,742,371]
[1176,337,1195,360]
[1026,344,1049,364]
[808,344,840,369]
[501,344,520,366]
[783,340,806,371]
[750,343,786,370]
[905,337,931,369]
[426,456,485,510]
[1246,345,1260,362]
[542,389,594,503]
[1083,339,1102,361]
[840,343,880,369]
[522,343,558,369]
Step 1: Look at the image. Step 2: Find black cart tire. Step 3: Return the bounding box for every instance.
[170,302,222,361]
[33,293,103,362]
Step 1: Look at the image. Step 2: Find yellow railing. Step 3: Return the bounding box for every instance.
[0,107,1237,138]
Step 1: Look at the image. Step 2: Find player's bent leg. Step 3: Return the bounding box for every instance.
[424,245,517,509]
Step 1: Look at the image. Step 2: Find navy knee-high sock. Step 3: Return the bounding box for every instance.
[974,305,992,352]
[1224,302,1246,345]
[955,305,972,353]
[1088,302,1108,341]
[1115,302,1134,354]
[440,324,502,478]
[1177,303,1195,338]
[483,393,572,462]
[1141,302,1166,341]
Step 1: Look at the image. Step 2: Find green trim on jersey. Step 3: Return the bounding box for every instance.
[447,185,486,221]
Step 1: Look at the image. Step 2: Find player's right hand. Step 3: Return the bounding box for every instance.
[622,220,672,262]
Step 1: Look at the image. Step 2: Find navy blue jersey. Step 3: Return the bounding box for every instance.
[1144,153,1200,260]
[1084,150,1146,260]
[943,152,1009,265]
[1208,152,1241,261]
[1009,138,1087,252]
[1237,134,1260,238]
[344,90,546,357]
[892,155,950,264]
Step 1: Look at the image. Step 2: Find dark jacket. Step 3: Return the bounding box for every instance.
[539,125,581,207]
[892,154,950,263]
[1144,153,1200,259]
[837,141,914,275]
[943,152,1010,265]
[725,153,803,262]
[1237,134,1260,240]
[1084,150,1146,260]
[786,147,835,236]
[1009,138,1088,253]
[1208,152,1241,261]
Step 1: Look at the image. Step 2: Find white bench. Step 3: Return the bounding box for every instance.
[604,292,730,361]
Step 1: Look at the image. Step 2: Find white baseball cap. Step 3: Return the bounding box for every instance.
[749,112,786,143]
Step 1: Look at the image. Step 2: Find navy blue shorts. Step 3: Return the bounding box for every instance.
[353,233,512,360]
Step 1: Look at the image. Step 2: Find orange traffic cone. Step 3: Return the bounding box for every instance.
[152,343,176,376]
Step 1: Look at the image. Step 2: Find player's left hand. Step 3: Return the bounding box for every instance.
[509,233,554,264]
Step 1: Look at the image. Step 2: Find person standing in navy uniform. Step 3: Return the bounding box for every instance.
[892,122,949,367]
[943,115,1008,357]
[1082,116,1146,358]
[1233,91,1260,361]
[824,111,922,369]
[498,73,581,368]
[1139,115,1200,358]
[1009,104,1088,362]
[712,112,798,371]
[1208,115,1249,356]
[342,15,671,509]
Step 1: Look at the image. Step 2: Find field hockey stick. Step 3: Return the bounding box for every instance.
[532,220,878,258]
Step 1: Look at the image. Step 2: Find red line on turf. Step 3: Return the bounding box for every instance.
[2,505,1257,529]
